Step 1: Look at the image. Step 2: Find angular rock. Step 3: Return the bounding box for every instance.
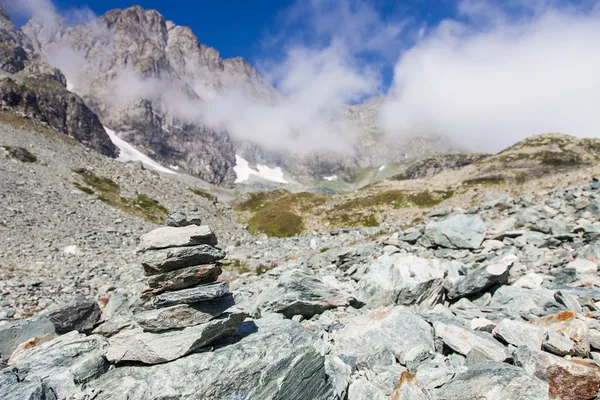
[421,214,487,249]
[141,264,222,297]
[106,311,246,364]
[434,322,507,362]
[330,307,435,368]
[447,254,516,300]
[0,316,55,362]
[252,268,357,319]
[0,372,57,400]
[532,311,590,357]
[140,245,226,275]
[166,210,202,227]
[543,330,578,356]
[135,295,235,332]
[554,290,583,313]
[324,355,352,399]
[72,315,338,399]
[348,379,387,400]
[358,255,447,308]
[514,346,600,399]
[137,225,217,252]
[48,295,101,334]
[492,319,545,350]
[434,362,549,400]
[490,286,556,312]
[391,372,432,400]
[471,318,496,332]
[566,258,597,275]
[3,331,108,398]
[153,282,230,308]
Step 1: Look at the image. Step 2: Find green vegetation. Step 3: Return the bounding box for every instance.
[2,145,37,163]
[189,187,216,201]
[319,247,330,253]
[248,206,304,237]
[73,169,168,223]
[462,175,507,187]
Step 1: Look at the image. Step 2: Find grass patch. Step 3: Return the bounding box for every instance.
[2,145,37,162]
[462,175,507,187]
[189,187,216,201]
[248,205,304,238]
[73,169,168,223]
[319,247,330,253]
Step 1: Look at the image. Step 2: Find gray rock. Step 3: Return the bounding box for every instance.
[489,286,556,312]
[447,254,516,300]
[0,316,55,362]
[252,268,356,319]
[554,290,583,313]
[434,322,507,362]
[565,258,597,275]
[0,372,57,400]
[153,282,230,308]
[48,295,101,334]
[3,331,108,398]
[542,330,578,356]
[492,319,544,350]
[142,264,222,297]
[434,362,549,400]
[331,307,435,368]
[106,311,246,364]
[135,295,235,332]
[140,245,226,275]
[348,379,387,400]
[137,225,218,253]
[73,315,339,399]
[324,355,351,399]
[358,255,446,308]
[390,372,433,400]
[421,214,487,249]
[166,210,203,227]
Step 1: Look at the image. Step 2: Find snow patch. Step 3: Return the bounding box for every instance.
[169,165,180,171]
[379,165,386,172]
[234,155,287,184]
[323,175,338,181]
[105,127,176,175]
[66,80,74,91]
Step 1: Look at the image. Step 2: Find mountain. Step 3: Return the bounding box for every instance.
[0,0,117,157]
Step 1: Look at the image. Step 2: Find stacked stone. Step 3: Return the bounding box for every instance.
[105,211,246,365]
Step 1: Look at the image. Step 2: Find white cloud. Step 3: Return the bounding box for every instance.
[381,1,600,152]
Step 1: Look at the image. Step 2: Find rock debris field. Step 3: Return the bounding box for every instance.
[3,177,600,399]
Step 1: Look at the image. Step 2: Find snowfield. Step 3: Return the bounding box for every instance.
[234,155,288,184]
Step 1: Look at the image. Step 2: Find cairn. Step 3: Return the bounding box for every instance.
[105,211,246,365]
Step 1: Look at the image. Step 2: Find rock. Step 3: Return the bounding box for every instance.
[566,258,597,275]
[399,228,422,244]
[421,214,487,249]
[2,331,108,398]
[348,379,387,400]
[166,210,202,227]
[358,255,446,308]
[106,311,246,364]
[434,322,507,362]
[141,264,222,297]
[447,254,516,300]
[391,372,432,400]
[153,282,230,308]
[490,286,556,312]
[0,372,58,400]
[434,362,549,400]
[135,295,235,332]
[554,290,583,313]
[543,330,578,356]
[330,307,435,368]
[532,311,590,357]
[48,294,101,334]
[140,245,226,275]
[492,319,545,350]
[252,268,357,319]
[514,346,600,399]
[324,355,352,399]
[137,225,217,252]
[512,273,545,289]
[0,316,55,362]
[72,315,338,399]
[471,318,496,332]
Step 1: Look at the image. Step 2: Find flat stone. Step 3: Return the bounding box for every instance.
[492,319,545,350]
[252,268,357,319]
[391,372,432,400]
[554,290,583,313]
[153,282,230,308]
[470,318,496,332]
[48,294,101,334]
[0,316,55,362]
[434,322,507,362]
[137,225,217,252]
[0,373,57,400]
[331,307,435,368]
[135,295,235,332]
[447,254,516,300]
[358,255,447,308]
[532,311,590,357]
[106,311,246,365]
[348,379,387,400]
[421,214,487,250]
[543,330,578,356]
[140,245,226,275]
[434,362,549,400]
[514,346,600,399]
[512,272,544,289]
[566,258,597,275]
[166,210,202,227]
[142,264,222,297]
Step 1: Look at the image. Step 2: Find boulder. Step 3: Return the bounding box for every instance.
[72,315,338,399]
[434,362,549,400]
[166,210,202,227]
[348,379,387,400]
[514,346,600,399]
[0,316,55,362]
[252,268,357,319]
[0,372,57,400]
[492,319,545,350]
[48,294,101,334]
[421,214,487,249]
[447,254,516,300]
[153,282,230,308]
[141,264,222,297]
[391,372,432,400]
[330,307,435,368]
[358,255,447,308]
[532,311,590,357]
[434,322,507,362]
[140,245,226,275]
[137,225,217,252]
[106,311,246,365]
